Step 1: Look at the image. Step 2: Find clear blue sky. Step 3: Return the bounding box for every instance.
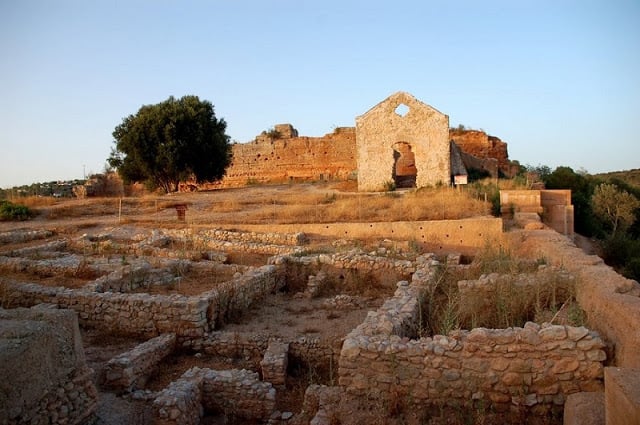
[1,0,638,188]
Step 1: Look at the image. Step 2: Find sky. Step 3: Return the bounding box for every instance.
[1,0,639,188]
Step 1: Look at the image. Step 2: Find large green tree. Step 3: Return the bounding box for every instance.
[108,95,231,193]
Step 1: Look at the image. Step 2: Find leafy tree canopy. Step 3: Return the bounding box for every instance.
[108,95,231,193]
[592,183,640,236]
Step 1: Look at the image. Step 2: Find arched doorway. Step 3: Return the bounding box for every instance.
[392,142,417,188]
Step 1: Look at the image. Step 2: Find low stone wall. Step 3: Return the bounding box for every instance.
[514,229,640,368]
[153,367,276,424]
[218,217,503,254]
[185,331,337,372]
[204,265,281,329]
[103,333,176,392]
[167,228,307,247]
[275,250,419,276]
[1,239,67,257]
[2,282,209,339]
[337,259,607,415]
[3,264,280,339]
[0,229,53,245]
[153,374,202,425]
[0,306,98,425]
[0,253,87,276]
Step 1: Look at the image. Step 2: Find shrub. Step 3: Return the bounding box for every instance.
[0,200,34,221]
[383,180,396,192]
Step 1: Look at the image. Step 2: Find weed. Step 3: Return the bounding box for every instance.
[567,299,587,326]
[384,180,397,192]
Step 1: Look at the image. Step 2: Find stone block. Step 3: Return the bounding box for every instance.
[564,392,604,425]
[605,367,640,425]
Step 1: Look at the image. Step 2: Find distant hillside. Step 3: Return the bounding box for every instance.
[594,169,640,189]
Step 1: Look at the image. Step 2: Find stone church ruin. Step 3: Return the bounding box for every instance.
[356,91,451,191]
[184,92,512,192]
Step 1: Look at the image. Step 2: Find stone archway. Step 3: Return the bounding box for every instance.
[392,142,417,188]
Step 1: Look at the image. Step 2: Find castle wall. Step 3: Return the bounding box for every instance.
[192,127,357,190]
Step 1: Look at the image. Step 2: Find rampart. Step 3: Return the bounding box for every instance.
[450,129,517,177]
[190,126,357,190]
[180,119,512,191]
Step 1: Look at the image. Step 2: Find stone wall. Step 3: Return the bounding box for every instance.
[103,333,177,392]
[164,228,307,256]
[2,264,281,339]
[501,189,574,237]
[220,217,504,255]
[0,306,98,425]
[185,331,337,374]
[356,92,450,191]
[189,126,356,190]
[153,367,276,424]
[0,229,53,245]
[514,229,640,368]
[337,259,606,415]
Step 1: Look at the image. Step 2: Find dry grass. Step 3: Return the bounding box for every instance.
[20,182,492,225]
[203,185,489,224]
[12,196,57,208]
[420,245,584,335]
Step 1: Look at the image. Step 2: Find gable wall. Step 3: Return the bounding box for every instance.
[356,92,450,191]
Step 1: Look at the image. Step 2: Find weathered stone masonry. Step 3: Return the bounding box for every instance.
[0,306,98,425]
[356,92,451,191]
[337,258,606,414]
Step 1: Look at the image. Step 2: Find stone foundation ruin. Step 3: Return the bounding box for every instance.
[1,214,638,425]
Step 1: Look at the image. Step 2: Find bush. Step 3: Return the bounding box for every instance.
[624,258,640,281]
[0,200,34,221]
